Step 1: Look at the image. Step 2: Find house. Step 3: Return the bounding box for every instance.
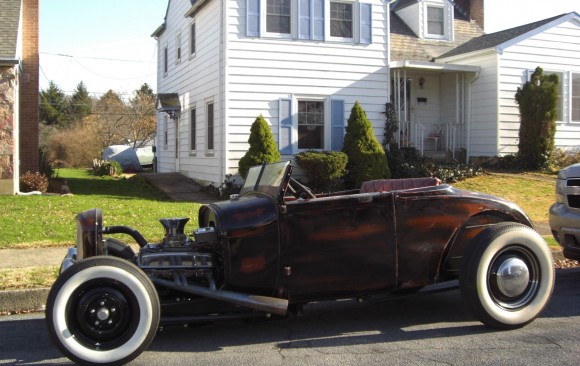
[153,0,390,185]
[437,12,580,158]
[0,0,39,195]
[153,0,579,185]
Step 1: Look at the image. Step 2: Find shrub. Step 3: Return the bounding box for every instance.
[19,171,49,193]
[206,175,241,200]
[515,67,558,170]
[238,115,281,178]
[295,151,348,192]
[387,147,482,183]
[548,148,580,171]
[342,102,391,189]
[92,159,122,177]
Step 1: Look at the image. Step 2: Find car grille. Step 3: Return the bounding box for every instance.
[569,195,580,209]
[568,179,580,187]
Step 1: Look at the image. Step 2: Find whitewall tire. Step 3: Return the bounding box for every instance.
[460,223,554,330]
[46,256,160,365]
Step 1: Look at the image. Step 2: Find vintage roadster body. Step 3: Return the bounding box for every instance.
[46,162,554,365]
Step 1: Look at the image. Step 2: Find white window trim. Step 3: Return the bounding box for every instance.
[189,21,197,60]
[206,99,215,156]
[423,2,452,41]
[163,42,169,77]
[570,72,580,124]
[261,0,294,39]
[293,96,331,151]
[175,31,182,64]
[327,0,356,43]
[163,115,169,150]
[190,104,197,156]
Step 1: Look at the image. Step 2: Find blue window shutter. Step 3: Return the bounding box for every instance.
[359,3,372,44]
[247,0,260,37]
[299,0,311,39]
[331,100,345,151]
[279,99,293,154]
[312,0,324,40]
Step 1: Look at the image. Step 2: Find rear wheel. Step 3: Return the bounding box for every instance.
[460,223,554,330]
[46,256,159,366]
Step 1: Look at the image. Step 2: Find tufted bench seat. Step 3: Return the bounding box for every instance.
[360,177,442,194]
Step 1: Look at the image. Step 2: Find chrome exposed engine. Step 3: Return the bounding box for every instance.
[137,218,216,279]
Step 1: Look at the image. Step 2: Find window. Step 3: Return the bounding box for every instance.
[573,73,580,122]
[330,1,353,38]
[267,0,291,34]
[190,23,196,56]
[427,6,444,36]
[207,102,214,151]
[176,32,182,63]
[298,100,325,149]
[163,115,168,149]
[163,44,168,75]
[190,108,197,150]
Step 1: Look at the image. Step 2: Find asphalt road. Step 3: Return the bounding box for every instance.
[1,268,579,366]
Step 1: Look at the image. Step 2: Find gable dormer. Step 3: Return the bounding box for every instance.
[393,0,454,41]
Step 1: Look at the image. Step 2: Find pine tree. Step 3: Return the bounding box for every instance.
[342,101,391,188]
[69,81,93,124]
[40,81,68,127]
[238,115,281,178]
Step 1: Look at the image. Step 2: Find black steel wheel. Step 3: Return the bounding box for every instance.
[460,223,554,330]
[46,256,160,365]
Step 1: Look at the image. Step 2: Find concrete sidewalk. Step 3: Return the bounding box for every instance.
[1,172,217,314]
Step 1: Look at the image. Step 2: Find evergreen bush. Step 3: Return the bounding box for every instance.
[238,115,281,178]
[515,67,558,170]
[295,150,348,192]
[342,102,391,188]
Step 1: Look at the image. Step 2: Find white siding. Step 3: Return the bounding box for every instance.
[224,0,389,175]
[156,0,222,184]
[498,19,580,154]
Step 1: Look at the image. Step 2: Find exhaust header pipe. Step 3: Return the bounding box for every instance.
[151,277,288,316]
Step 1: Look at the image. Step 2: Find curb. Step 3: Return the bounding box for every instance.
[0,288,49,314]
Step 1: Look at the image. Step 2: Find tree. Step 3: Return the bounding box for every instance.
[238,115,281,178]
[515,67,558,170]
[40,81,68,127]
[93,90,128,147]
[69,81,93,124]
[127,83,156,148]
[342,101,391,188]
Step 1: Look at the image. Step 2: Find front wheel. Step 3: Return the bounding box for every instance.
[46,256,160,365]
[460,223,554,330]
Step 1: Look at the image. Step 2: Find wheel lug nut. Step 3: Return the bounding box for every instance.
[95,321,99,326]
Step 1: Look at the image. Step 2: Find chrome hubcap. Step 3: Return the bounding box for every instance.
[495,257,529,298]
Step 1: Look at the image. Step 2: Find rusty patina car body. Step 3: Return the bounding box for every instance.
[46,162,554,366]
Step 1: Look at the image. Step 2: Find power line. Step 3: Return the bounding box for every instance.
[40,52,152,63]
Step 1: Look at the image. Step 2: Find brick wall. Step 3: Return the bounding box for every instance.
[19,0,39,174]
[455,0,485,30]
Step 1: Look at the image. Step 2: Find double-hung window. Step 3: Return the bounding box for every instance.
[298,100,325,149]
[330,1,353,39]
[190,22,196,57]
[190,108,197,151]
[163,44,168,76]
[176,32,182,63]
[267,0,291,34]
[427,6,444,36]
[207,102,214,151]
[572,73,580,123]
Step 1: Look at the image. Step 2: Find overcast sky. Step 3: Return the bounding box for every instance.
[39,0,579,98]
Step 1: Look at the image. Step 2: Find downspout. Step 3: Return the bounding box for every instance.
[219,0,227,184]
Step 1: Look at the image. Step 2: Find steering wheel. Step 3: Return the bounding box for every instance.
[288,178,316,199]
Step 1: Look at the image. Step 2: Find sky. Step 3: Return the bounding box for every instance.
[39,0,580,99]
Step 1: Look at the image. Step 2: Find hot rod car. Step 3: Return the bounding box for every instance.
[46,161,554,365]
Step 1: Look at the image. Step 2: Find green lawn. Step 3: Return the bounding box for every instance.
[0,169,201,249]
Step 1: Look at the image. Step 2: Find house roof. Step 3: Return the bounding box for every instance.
[390,8,483,62]
[438,12,579,59]
[0,0,21,64]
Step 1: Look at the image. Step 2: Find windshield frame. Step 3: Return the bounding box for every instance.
[240,162,292,201]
